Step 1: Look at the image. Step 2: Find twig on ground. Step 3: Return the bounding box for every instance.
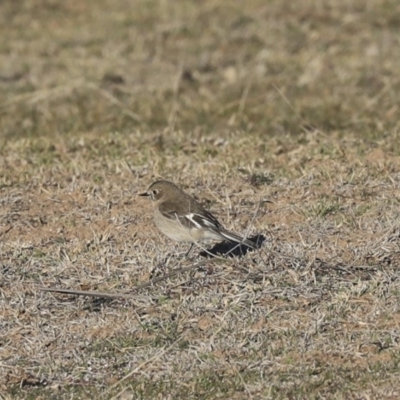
[39,259,216,298]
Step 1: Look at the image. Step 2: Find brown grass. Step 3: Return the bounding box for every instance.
[1,0,400,398]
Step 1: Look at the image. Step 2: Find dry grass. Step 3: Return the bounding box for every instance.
[1,0,400,398]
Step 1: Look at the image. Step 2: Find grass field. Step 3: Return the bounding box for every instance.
[1,0,400,398]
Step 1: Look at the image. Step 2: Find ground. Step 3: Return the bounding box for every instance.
[1,0,400,398]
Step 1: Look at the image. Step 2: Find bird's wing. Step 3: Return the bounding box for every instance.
[159,199,222,230]
[186,211,221,229]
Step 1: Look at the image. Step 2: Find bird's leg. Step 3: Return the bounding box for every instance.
[185,243,194,258]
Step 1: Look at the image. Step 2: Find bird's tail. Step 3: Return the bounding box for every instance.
[218,228,258,249]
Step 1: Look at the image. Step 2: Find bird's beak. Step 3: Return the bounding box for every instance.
[139,191,149,197]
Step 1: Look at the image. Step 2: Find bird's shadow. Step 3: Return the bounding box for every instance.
[200,234,266,258]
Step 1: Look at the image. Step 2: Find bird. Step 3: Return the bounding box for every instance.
[139,180,257,256]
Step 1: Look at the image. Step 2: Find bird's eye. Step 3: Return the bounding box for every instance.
[152,189,159,195]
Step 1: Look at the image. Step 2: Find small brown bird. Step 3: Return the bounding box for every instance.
[140,180,257,255]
